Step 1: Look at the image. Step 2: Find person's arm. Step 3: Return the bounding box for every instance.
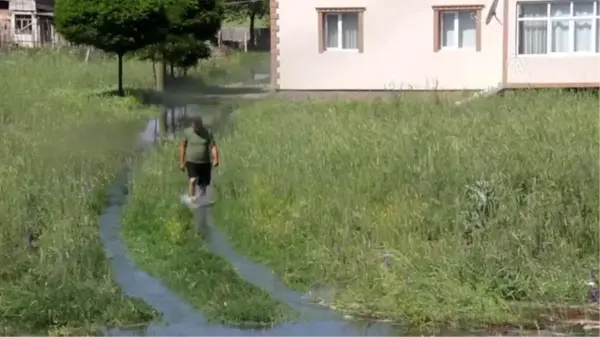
[179,133,187,169]
[209,133,219,166]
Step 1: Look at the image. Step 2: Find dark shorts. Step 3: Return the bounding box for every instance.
[185,162,212,186]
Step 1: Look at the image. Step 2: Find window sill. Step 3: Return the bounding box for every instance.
[437,47,479,52]
[324,48,361,52]
[516,52,600,57]
[435,48,481,54]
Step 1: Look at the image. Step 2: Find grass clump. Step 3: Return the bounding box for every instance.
[194,51,269,85]
[121,133,298,326]
[213,90,599,328]
[0,50,160,334]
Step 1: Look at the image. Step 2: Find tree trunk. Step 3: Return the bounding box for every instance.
[117,52,124,96]
[249,13,256,49]
[163,107,169,137]
[170,106,175,133]
[162,61,167,89]
[156,60,166,92]
[151,59,157,88]
[156,60,167,140]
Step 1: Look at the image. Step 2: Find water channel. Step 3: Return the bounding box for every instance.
[99,102,597,336]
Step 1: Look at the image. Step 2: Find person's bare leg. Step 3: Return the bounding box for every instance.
[199,184,206,197]
[188,178,197,201]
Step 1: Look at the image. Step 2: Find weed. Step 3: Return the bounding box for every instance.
[121,140,297,326]
[212,90,599,328]
[0,50,159,334]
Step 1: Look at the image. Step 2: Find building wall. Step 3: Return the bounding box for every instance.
[276,0,504,90]
[0,7,10,44]
[10,12,37,46]
[35,0,54,11]
[504,0,600,86]
[7,0,36,46]
[9,0,36,12]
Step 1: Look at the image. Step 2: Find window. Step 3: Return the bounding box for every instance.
[15,14,32,35]
[517,1,600,54]
[433,5,483,52]
[325,13,358,50]
[441,11,477,48]
[317,8,365,52]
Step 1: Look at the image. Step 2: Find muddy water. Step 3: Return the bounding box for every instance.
[99,106,596,336]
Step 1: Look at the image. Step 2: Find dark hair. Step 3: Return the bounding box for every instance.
[189,116,203,127]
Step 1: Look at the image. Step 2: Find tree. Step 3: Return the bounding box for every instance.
[54,0,169,96]
[139,34,211,78]
[140,0,222,87]
[224,0,268,48]
[169,0,222,42]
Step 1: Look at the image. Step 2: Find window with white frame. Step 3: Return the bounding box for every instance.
[324,12,359,50]
[439,10,478,49]
[517,1,600,54]
[15,15,32,35]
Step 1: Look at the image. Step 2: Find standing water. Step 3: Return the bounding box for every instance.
[100,108,396,336]
[99,105,598,336]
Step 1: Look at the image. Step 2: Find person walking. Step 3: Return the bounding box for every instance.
[179,117,219,204]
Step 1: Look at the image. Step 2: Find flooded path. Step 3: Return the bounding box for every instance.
[99,105,597,336]
[99,108,401,336]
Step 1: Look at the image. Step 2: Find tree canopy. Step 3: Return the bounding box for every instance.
[55,0,169,95]
[223,0,268,48]
[55,0,168,55]
[54,0,223,95]
[223,0,267,24]
[139,34,211,71]
[140,0,222,74]
[166,0,222,42]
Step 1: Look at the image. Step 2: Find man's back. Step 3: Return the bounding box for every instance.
[183,127,212,163]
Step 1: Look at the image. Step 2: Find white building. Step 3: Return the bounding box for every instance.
[269,0,600,91]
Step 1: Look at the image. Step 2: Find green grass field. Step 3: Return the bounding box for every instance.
[0,50,160,334]
[120,54,295,327]
[211,90,599,329]
[193,51,269,85]
[121,137,297,326]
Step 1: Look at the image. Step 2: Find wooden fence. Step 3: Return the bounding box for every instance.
[217,27,269,51]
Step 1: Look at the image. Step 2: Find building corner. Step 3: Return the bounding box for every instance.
[269,0,280,91]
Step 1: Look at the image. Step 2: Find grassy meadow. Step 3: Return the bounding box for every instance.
[120,52,295,327]
[183,51,269,87]
[211,90,599,328]
[0,50,160,334]
[121,135,297,326]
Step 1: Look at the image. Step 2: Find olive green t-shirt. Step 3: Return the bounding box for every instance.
[182,127,215,163]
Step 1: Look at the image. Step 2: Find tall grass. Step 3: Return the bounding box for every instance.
[194,51,269,85]
[0,50,159,334]
[122,138,297,326]
[213,91,599,328]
